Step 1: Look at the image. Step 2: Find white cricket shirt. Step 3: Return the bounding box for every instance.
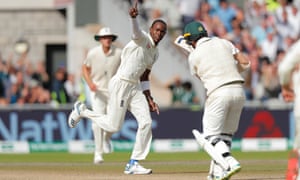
[84,45,122,91]
[188,37,244,95]
[116,31,158,83]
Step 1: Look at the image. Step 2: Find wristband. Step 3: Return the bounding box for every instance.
[237,62,251,72]
[141,81,150,91]
[240,62,251,69]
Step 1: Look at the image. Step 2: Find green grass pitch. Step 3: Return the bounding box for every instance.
[0,150,290,179]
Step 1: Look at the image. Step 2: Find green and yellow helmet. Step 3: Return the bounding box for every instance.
[183,21,207,41]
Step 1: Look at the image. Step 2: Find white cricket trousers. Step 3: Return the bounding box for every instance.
[90,90,112,155]
[81,76,152,160]
[203,83,246,136]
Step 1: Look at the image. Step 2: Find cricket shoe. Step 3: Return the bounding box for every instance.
[224,156,242,179]
[219,164,241,180]
[124,162,152,175]
[208,159,241,180]
[68,101,85,128]
[93,152,104,164]
[210,162,225,180]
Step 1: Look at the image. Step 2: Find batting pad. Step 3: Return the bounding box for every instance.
[192,129,229,170]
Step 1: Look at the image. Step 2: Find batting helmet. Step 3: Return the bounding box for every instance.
[183,21,207,41]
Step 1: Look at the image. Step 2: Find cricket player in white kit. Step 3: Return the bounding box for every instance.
[82,27,122,164]
[176,21,250,180]
[68,1,167,175]
[278,39,300,180]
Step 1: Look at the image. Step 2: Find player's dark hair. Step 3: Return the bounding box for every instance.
[151,19,167,28]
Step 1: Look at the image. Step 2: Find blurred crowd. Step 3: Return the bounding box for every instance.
[0,53,81,106]
[166,76,200,106]
[1,0,300,106]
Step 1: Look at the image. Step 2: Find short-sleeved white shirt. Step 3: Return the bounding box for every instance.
[83,45,122,91]
[188,37,244,95]
[115,31,158,82]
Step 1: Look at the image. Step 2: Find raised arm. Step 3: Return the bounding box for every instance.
[129,0,143,39]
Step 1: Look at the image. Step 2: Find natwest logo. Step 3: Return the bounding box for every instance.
[0,111,92,142]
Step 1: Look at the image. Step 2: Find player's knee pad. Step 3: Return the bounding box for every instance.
[207,135,231,159]
[220,133,233,149]
[205,134,242,170]
[193,130,229,170]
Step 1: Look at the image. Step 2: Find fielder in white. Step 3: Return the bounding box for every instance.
[68,1,167,175]
[278,39,300,180]
[82,27,122,164]
[175,21,250,180]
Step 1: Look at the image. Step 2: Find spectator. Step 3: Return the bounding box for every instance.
[0,80,7,105]
[274,3,294,41]
[227,17,243,45]
[181,81,199,105]
[211,17,228,39]
[243,50,263,101]
[28,80,51,104]
[176,0,201,32]
[260,56,281,100]
[17,83,30,104]
[51,67,70,104]
[167,76,199,106]
[8,83,19,104]
[64,73,81,103]
[250,15,270,46]
[244,0,269,29]
[213,0,237,32]
[167,76,185,106]
[259,27,279,62]
[281,36,297,52]
[288,4,300,39]
[207,0,220,15]
[0,60,9,104]
[194,1,214,36]
[7,70,24,104]
[32,61,50,89]
[240,29,257,54]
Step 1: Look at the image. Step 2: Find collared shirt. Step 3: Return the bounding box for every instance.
[84,44,122,91]
[116,30,158,82]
